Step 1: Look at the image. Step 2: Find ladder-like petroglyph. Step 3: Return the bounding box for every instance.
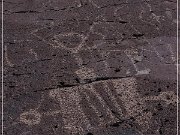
[5,0,177,134]
[49,87,90,134]
[17,76,177,133]
[31,77,175,134]
[113,78,152,131]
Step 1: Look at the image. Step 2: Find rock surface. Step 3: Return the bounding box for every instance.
[4,0,178,135]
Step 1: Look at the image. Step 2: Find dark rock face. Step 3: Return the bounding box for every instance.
[3,0,178,135]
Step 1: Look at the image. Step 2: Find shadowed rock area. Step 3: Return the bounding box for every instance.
[3,0,178,135]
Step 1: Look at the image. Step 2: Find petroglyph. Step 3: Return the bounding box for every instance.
[75,66,97,81]
[19,81,177,133]
[113,77,152,131]
[52,32,85,53]
[73,53,84,66]
[4,45,14,67]
[30,16,176,79]
[88,0,101,8]
[20,110,42,126]
[167,44,176,63]
[49,87,90,134]
[29,48,38,60]
[100,51,110,76]
[135,69,151,75]
[43,110,61,116]
[5,0,177,134]
[102,81,123,115]
[20,131,31,135]
[143,37,177,64]
[47,77,177,133]
[144,91,177,105]
[124,49,151,75]
[82,84,118,125]
[48,82,122,133]
[165,9,173,20]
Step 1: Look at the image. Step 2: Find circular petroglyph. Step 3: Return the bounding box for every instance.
[20,110,41,126]
[52,32,85,52]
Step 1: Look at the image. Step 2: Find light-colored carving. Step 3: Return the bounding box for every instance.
[20,110,41,126]
[48,77,170,133]
[124,49,151,75]
[49,87,90,134]
[29,49,38,60]
[75,66,97,80]
[113,77,152,131]
[4,45,14,67]
[82,84,118,125]
[165,9,173,20]
[144,91,177,105]
[52,32,85,53]
[102,81,123,114]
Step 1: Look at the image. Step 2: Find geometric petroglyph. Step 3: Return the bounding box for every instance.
[143,37,177,64]
[48,77,177,134]
[49,83,119,134]
[6,0,177,134]
[4,45,14,67]
[20,109,42,126]
[144,91,177,105]
[75,66,97,81]
[18,77,177,134]
[113,77,152,132]
[52,32,85,53]
[48,77,173,134]
[81,83,118,126]
[124,49,151,75]
[49,87,91,134]
[32,23,176,78]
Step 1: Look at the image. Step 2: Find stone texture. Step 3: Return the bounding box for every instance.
[3,0,178,135]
